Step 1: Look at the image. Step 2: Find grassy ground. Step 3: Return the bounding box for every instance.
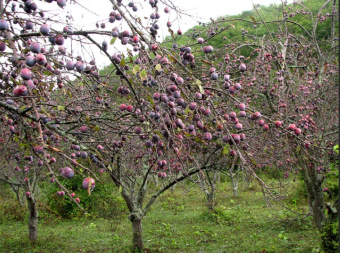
[0,178,321,253]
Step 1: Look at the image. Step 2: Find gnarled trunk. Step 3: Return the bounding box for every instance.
[27,197,38,241]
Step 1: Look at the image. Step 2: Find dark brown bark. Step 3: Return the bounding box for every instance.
[27,197,38,241]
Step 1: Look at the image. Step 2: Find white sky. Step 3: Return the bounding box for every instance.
[36,0,293,68]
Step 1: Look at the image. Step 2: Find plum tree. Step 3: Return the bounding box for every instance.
[0,0,338,251]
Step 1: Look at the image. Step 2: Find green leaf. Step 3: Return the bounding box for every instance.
[48,83,54,92]
[133,65,140,74]
[136,30,144,36]
[196,79,204,94]
[222,145,229,155]
[168,27,175,39]
[110,37,116,45]
[126,48,133,58]
[333,145,339,154]
[120,58,126,67]
[43,71,53,76]
[168,55,177,63]
[94,126,100,131]
[146,95,154,106]
[296,145,301,154]
[155,64,162,71]
[250,16,257,25]
[57,105,65,111]
[67,89,72,98]
[118,185,122,193]
[94,149,103,159]
[40,106,50,117]
[19,143,27,148]
[140,69,147,80]
[201,60,213,65]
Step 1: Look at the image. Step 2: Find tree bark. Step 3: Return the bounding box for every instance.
[302,166,326,232]
[198,172,215,211]
[153,174,158,187]
[295,152,336,252]
[231,174,238,198]
[229,162,239,198]
[171,184,176,194]
[300,164,338,252]
[206,192,215,210]
[131,217,144,251]
[27,197,38,241]
[302,169,314,215]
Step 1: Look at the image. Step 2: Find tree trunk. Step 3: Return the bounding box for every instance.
[129,211,144,251]
[27,197,38,241]
[301,165,339,252]
[206,192,215,210]
[302,167,326,232]
[198,172,215,211]
[229,163,239,198]
[131,218,143,251]
[153,174,158,187]
[231,174,238,198]
[171,184,176,194]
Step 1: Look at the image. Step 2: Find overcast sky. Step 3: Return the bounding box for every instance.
[41,0,293,68]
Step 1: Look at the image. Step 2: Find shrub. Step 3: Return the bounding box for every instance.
[0,185,27,223]
[321,220,339,252]
[42,175,127,219]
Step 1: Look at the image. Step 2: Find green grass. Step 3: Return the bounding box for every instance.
[0,179,321,253]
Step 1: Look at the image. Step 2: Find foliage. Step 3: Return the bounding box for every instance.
[43,176,127,219]
[0,185,26,223]
[324,160,339,201]
[321,220,339,252]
